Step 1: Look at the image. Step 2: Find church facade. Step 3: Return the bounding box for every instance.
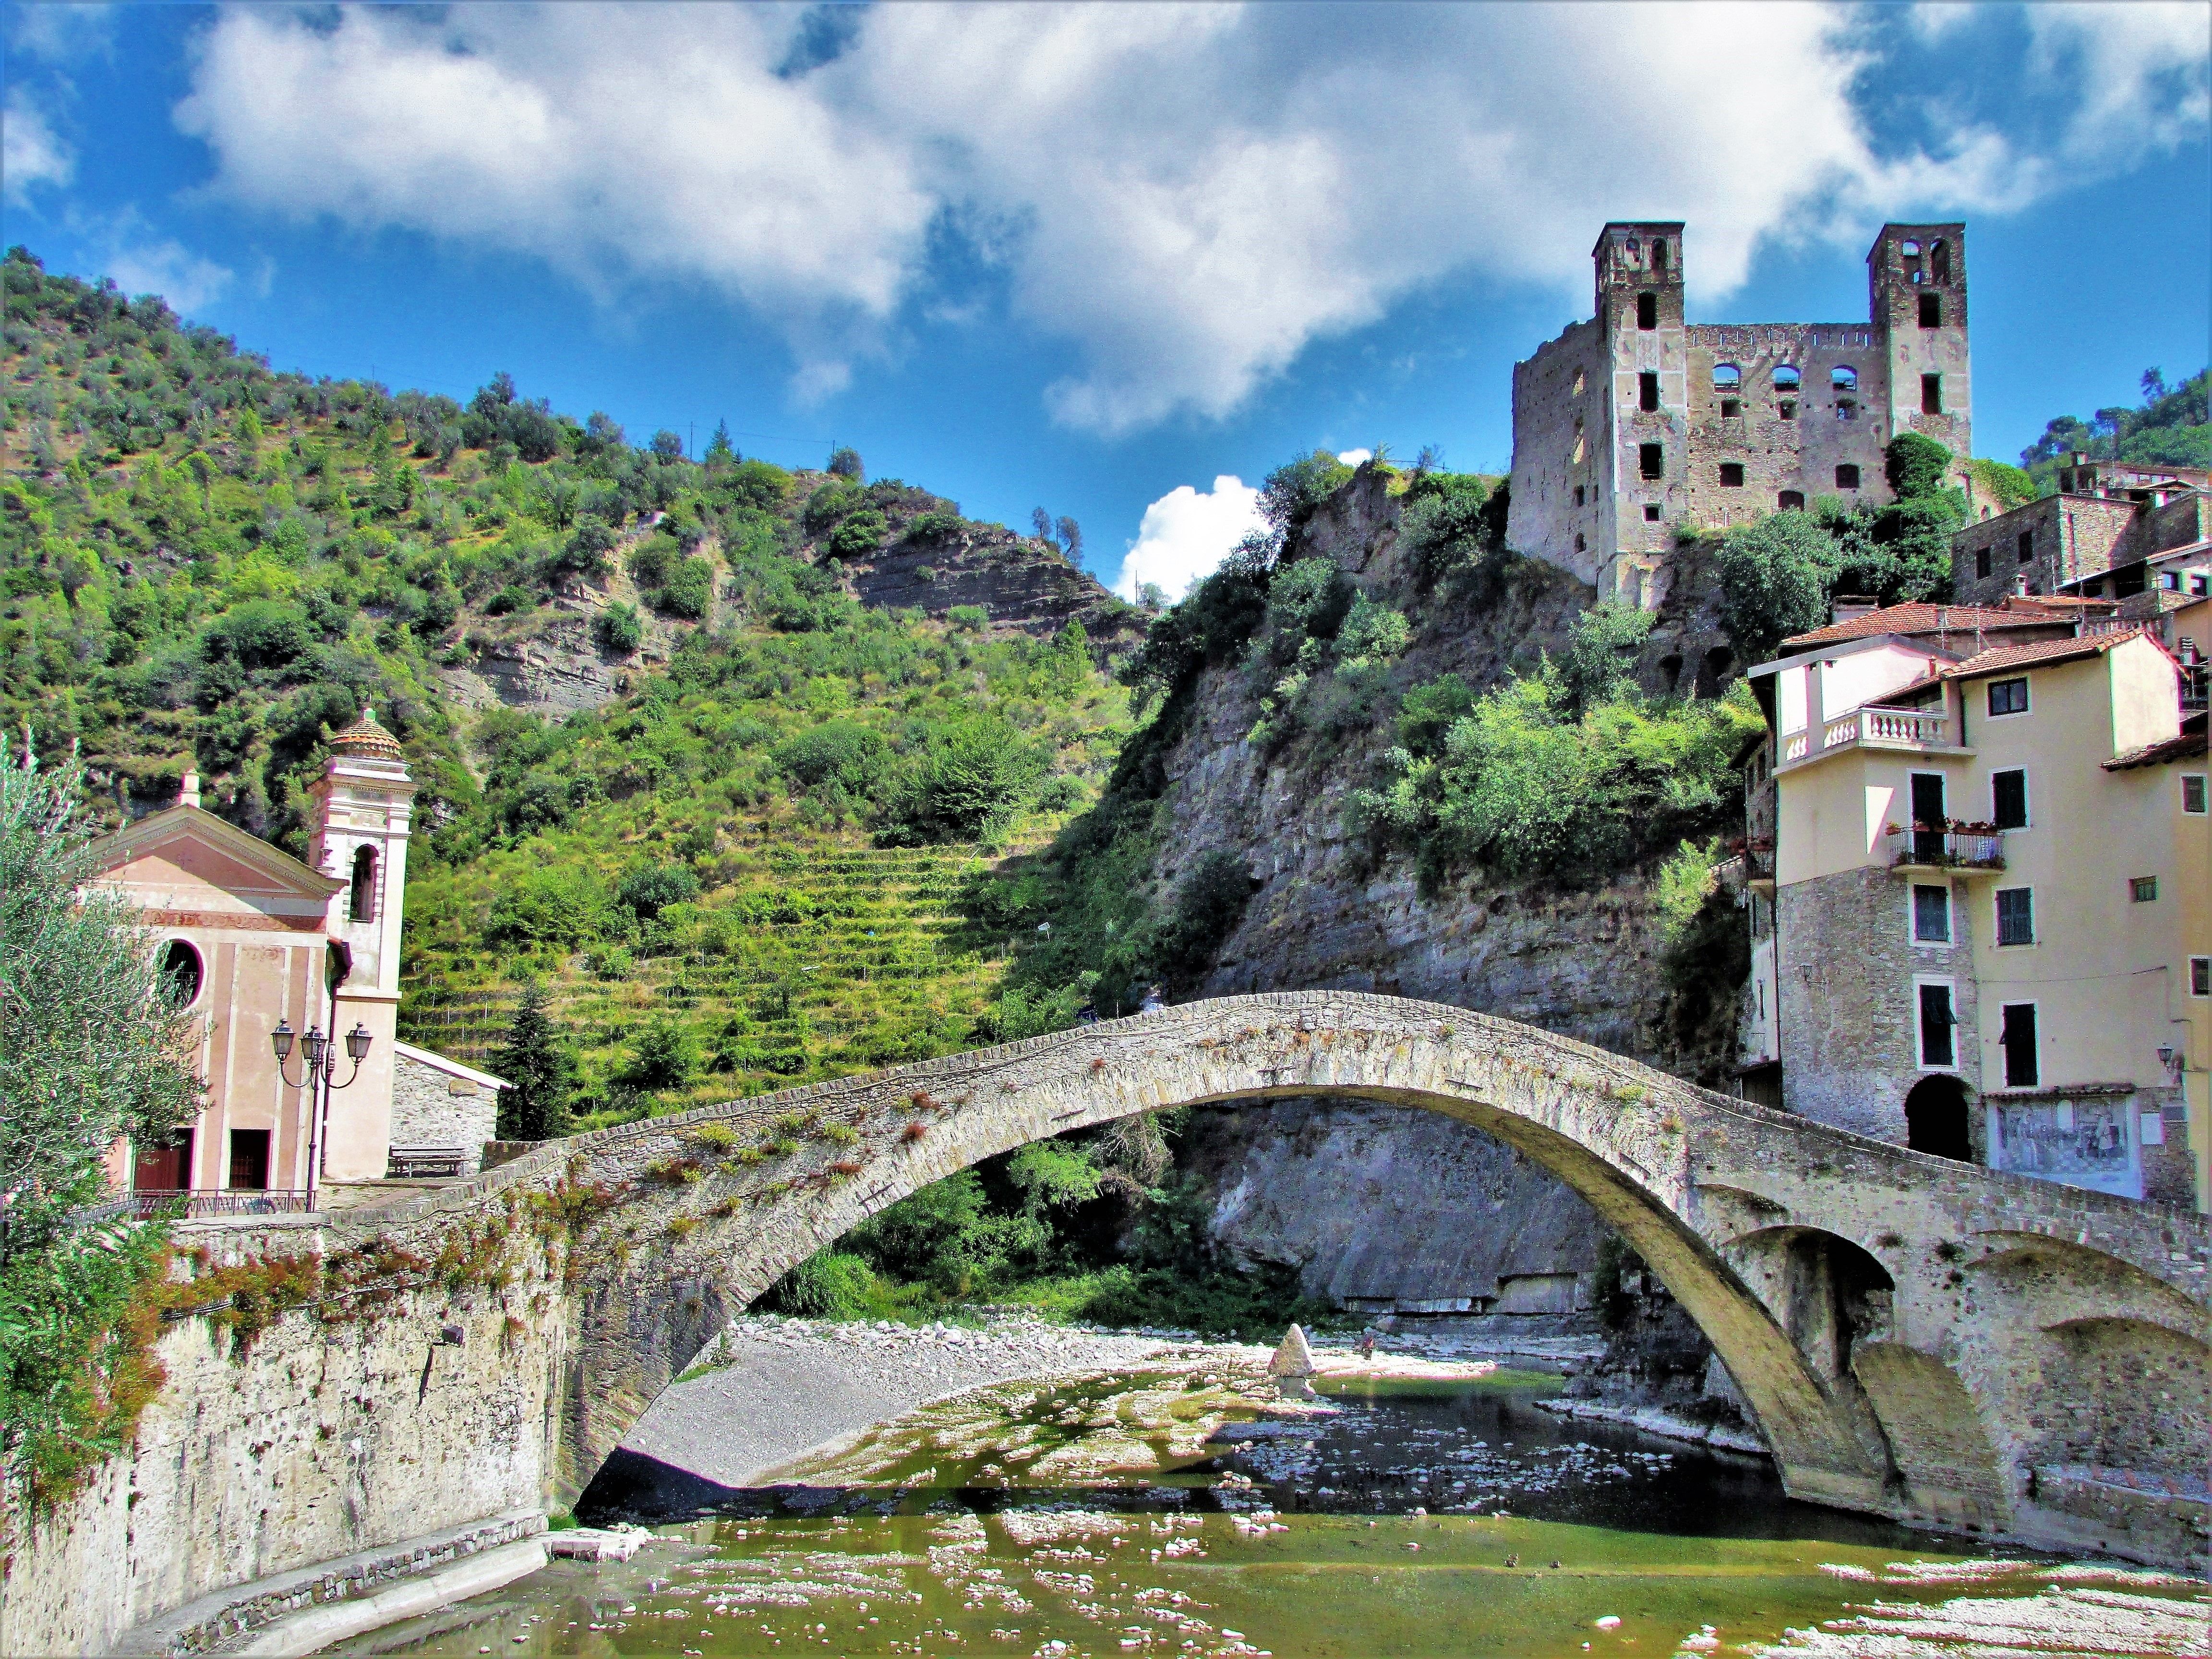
[92,712,504,1204]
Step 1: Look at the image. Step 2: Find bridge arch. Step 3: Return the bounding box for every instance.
[355,993,2207,1548]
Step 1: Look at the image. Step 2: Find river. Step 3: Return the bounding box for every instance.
[331,1355,2206,1659]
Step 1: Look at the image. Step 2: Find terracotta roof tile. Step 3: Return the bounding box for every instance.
[1779,602,2065,649]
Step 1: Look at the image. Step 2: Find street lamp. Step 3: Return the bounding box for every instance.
[273,1020,373,1209]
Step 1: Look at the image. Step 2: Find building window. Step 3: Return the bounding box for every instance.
[1995,887,2034,947]
[1999,1003,2038,1088]
[1991,769,2028,830]
[1987,676,2029,717]
[1832,366,1857,392]
[1917,982,1956,1068]
[1773,365,1801,391]
[1714,363,1741,390]
[349,845,378,923]
[1836,398,1858,421]
[1931,240,1951,283]
[1975,546,1991,578]
[1639,371,1660,411]
[1575,533,1587,553]
[1835,464,1861,489]
[2017,529,2033,563]
[1720,398,1741,418]
[1779,490,1804,511]
[1911,883,1951,944]
[1639,443,1663,480]
[229,1128,271,1193]
[1778,400,1796,420]
[1636,292,1658,330]
[2181,774,2206,814]
[2193,956,2211,998]
[1643,503,1662,522]
[1574,484,1586,507]
[1918,292,1942,328]
[2130,875,2159,903]
[1652,239,1668,272]
[159,939,203,1008]
[1719,462,1744,487]
[1921,373,1944,415]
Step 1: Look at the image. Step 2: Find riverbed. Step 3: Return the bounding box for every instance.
[331,1340,2208,1659]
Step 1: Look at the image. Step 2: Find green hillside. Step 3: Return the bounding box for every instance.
[0,245,1136,1121]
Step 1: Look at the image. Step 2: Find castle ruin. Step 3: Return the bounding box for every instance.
[1507,220,1972,606]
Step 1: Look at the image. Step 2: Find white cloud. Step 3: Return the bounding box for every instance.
[1335,449,1372,467]
[1114,474,1266,601]
[9,3,115,62]
[170,2,2210,434]
[71,210,233,312]
[3,96,74,205]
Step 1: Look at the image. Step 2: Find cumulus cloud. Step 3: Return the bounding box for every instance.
[1114,475,1266,602]
[1335,449,1372,468]
[3,96,74,205]
[70,209,234,312]
[171,3,2209,433]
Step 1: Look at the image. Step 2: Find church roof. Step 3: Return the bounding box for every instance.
[330,708,404,760]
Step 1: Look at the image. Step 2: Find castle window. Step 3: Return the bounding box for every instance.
[1636,292,1658,331]
[1778,401,1796,420]
[1713,363,1741,390]
[1652,239,1668,272]
[1931,240,1951,283]
[1975,546,1990,578]
[1921,373,1944,414]
[1918,292,1942,328]
[1572,369,1585,396]
[1778,490,1804,511]
[160,940,203,1008]
[2017,529,2033,563]
[1574,485,1587,507]
[1719,463,1745,488]
[1639,443,1663,480]
[1638,371,1660,411]
[1643,504,1662,522]
[1831,366,1857,392]
[1835,464,1861,489]
[1900,239,1921,257]
[1836,399,1858,421]
[1721,398,1741,418]
[1575,533,1587,553]
[350,845,378,923]
[1773,365,1801,390]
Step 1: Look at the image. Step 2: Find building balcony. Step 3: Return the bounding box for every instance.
[1887,825,2006,876]
[1780,705,1960,769]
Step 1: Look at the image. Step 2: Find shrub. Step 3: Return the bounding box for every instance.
[879,717,1045,846]
[763,1250,877,1317]
[627,1019,698,1090]
[947,604,988,632]
[594,601,643,655]
[1257,449,1355,535]
[1335,595,1410,662]
[772,721,891,799]
[485,866,614,945]
[618,862,700,919]
[1885,433,1953,500]
[1560,601,1655,708]
[689,1122,740,1150]
[826,446,865,481]
[829,511,888,560]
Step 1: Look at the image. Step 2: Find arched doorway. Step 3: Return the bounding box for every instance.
[1904,1074,1972,1162]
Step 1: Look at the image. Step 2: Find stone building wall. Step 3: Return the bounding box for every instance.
[1776,866,1985,1142]
[389,1048,501,1162]
[1953,495,2140,603]
[1504,319,1609,585]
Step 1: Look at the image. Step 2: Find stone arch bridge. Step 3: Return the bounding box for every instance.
[16,995,2210,1654]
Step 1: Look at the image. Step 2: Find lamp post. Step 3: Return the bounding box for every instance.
[273,1019,373,1211]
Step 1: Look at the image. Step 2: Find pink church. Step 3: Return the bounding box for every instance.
[92,712,507,1210]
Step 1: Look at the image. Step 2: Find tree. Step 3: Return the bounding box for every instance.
[827,445,864,481]
[626,1018,697,1091]
[1713,510,1842,661]
[704,419,737,467]
[1031,507,1052,541]
[2,744,200,1505]
[594,601,643,655]
[469,371,517,416]
[1560,600,1655,708]
[1884,433,1952,501]
[650,429,685,461]
[489,984,575,1141]
[1054,515,1082,561]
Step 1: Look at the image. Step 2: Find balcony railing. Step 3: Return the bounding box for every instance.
[1784,705,1953,768]
[1889,828,2005,872]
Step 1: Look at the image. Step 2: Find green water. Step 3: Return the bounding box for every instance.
[334,1367,2198,1659]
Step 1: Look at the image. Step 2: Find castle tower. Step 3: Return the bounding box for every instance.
[1596,221,1688,606]
[1869,223,1972,473]
[306,709,417,1181]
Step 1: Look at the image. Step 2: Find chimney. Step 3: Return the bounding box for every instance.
[178,771,201,810]
[1830,595,1878,625]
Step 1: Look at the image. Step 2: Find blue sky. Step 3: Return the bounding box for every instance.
[4,2,2207,598]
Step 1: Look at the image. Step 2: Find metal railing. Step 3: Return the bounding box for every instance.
[110,1189,315,1221]
[1891,830,2005,871]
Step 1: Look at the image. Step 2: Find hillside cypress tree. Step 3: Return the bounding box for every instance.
[491,985,575,1141]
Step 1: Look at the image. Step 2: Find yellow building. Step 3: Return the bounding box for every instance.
[1742,609,2206,1209]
